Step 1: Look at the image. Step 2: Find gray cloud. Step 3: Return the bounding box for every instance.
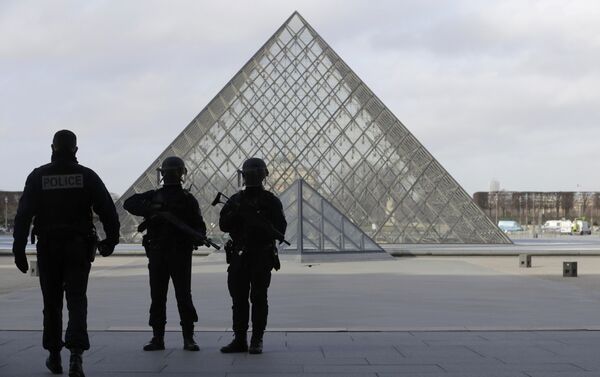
[1,0,599,196]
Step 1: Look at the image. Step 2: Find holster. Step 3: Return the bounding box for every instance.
[272,246,281,271]
[224,239,242,264]
[142,235,167,255]
[87,228,99,263]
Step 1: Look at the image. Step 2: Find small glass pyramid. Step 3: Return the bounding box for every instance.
[279,179,384,254]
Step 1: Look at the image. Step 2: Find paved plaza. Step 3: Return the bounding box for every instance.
[3,330,600,376]
[2,249,600,375]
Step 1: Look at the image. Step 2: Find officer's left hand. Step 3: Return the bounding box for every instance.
[14,254,29,274]
[97,239,116,257]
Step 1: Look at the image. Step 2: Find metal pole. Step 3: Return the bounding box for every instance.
[4,196,7,230]
[495,192,498,224]
[297,179,303,254]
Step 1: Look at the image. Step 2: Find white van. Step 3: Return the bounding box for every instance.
[560,220,573,234]
[542,220,562,233]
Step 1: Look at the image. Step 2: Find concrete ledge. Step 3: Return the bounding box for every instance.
[6,237,600,256]
[387,248,600,256]
[299,251,393,263]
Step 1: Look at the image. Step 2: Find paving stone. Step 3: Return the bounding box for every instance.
[378,374,526,377]
[303,363,444,374]
[285,332,354,346]
[394,344,487,360]
[226,374,377,377]
[441,361,585,373]
[321,344,401,358]
[164,359,304,373]
[525,373,600,377]
[466,344,557,361]
[234,355,369,365]
[349,332,420,345]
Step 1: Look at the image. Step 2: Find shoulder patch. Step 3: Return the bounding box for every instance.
[42,174,84,190]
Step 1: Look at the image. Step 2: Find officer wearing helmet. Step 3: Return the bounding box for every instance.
[12,130,120,377]
[123,156,206,352]
[219,157,286,354]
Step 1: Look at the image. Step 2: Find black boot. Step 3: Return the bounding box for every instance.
[143,326,165,351]
[220,332,248,353]
[248,332,263,354]
[182,324,199,351]
[45,350,62,374]
[68,349,84,377]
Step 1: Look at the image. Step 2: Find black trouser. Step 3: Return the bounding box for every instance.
[146,247,198,328]
[227,250,272,334]
[36,236,91,351]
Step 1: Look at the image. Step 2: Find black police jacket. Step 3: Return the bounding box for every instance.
[123,184,206,249]
[12,153,120,253]
[219,186,287,250]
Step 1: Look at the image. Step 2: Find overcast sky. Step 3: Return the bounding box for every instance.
[1,0,599,196]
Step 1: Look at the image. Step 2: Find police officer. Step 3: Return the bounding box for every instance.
[123,156,205,352]
[219,158,286,354]
[12,130,120,377]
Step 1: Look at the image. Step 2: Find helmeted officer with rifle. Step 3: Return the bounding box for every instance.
[123,156,213,352]
[12,130,120,377]
[217,157,287,354]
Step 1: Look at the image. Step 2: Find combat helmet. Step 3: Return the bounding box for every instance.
[241,158,268,187]
[159,156,187,185]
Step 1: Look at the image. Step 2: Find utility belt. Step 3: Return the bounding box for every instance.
[226,240,280,271]
[32,226,98,262]
[142,235,192,253]
[142,235,163,251]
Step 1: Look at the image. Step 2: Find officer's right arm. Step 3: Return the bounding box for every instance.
[271,196,287,238]
[123,191,155,218]
[90,172,120,245]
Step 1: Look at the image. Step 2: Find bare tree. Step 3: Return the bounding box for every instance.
[511,192,521,222]
[560,192,575,218]
[593,193,600,225]
[580,192,592,219]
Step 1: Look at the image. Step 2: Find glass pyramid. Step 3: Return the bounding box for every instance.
[115,12,511,245]
[279,179,385,254]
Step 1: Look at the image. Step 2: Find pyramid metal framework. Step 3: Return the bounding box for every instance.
[115,12,511,245]
[279,179,386,254]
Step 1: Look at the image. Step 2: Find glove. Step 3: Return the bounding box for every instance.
[12,242,28,273]
[14,253,29,274]
[97,239,116,257]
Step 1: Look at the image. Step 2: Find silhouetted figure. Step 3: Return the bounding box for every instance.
[12,130,120,377]
[123,156,206,352]
[219,158,287,354]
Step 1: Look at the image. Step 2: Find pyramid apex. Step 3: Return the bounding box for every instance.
[281,10,310,33]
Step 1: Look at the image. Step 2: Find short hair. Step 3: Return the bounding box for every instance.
[52,130,77,152]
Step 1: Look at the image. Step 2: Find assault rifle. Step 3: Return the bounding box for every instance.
[138,211,220,250]
[211,192,290,246]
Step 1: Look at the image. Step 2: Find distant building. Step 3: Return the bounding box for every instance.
[0,191,22,230]
[473,191,600,225]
